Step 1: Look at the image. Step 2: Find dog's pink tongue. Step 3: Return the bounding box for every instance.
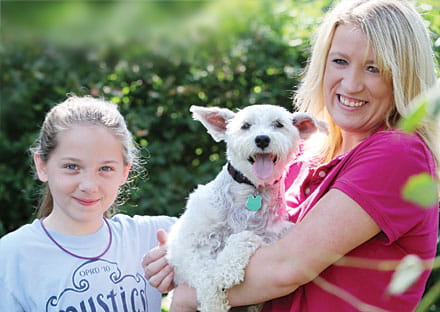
[253,154,274,180]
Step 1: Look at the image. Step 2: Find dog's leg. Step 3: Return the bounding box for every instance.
[195,231,263,312]
[215,231,262,289]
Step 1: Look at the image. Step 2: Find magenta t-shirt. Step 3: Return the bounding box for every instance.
[263,129,438,312]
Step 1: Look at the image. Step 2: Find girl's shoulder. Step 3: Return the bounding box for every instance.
[0,220,41,247]
[0,220,43,262]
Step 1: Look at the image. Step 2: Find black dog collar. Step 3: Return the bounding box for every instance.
[227,162,255,188]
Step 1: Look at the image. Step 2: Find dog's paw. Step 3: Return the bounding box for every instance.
[228,231,263,250]
[213,231,262,289]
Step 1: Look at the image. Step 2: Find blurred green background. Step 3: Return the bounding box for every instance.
[1,0,439,310]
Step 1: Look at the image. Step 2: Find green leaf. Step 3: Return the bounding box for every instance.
[402,173,438,208]
[398,100,428,133]
[399,81,440,133]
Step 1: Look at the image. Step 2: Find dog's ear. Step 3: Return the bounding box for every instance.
[292,112,328,139]
[190,105,235,142]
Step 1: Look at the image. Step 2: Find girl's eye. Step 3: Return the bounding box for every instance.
[241,122,251,130]
[332,58,348,65]
[367,65,380,73]
[64,164,78,170]
[100,166,114,172]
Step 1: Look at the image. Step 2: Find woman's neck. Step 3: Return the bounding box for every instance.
[337,124,387,155]
[337,131,371,156]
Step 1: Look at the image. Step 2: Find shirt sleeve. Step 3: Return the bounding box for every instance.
[111,214,177,249]
[332,131,437,244]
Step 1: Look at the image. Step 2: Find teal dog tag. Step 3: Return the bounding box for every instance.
[246,195,262,211]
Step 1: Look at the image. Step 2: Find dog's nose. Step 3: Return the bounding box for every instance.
[255,135,270,149]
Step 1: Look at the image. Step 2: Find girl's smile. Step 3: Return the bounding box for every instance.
[34,125,131,235]
[73,197,100,206]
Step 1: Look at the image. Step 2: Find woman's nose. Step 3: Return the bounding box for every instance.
[341,67,364,93]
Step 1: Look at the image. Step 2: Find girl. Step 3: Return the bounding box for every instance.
[0,96,175,311]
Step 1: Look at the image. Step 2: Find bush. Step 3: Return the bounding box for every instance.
[1,0,439,310]
[0,11,311,233]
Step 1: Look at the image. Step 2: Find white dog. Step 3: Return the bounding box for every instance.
[166,104,326,312]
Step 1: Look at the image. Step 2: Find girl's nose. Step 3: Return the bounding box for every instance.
[79,173,98,193]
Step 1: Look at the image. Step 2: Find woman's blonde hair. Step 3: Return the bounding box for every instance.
[294,0,439,171]
[31,95,139,218]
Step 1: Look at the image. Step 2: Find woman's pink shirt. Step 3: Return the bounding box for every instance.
[263,129,439,312]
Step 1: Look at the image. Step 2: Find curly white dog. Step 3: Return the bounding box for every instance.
[166,104,326,312]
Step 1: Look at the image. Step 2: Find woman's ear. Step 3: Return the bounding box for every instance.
[120,162,132,186]
[33,153,48,182]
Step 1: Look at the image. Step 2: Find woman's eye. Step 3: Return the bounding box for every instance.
[241,122,251,130]
[367,65,380,73]
[332,58,347,65]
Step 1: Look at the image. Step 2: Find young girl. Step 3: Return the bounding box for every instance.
[0,96,176,311]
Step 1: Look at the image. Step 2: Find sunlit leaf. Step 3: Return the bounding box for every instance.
[402,173,438,208]
[388,254,424,295]
[398,100,428,133]
[398,80,440,132]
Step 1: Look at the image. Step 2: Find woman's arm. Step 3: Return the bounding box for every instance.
[143,189,381,309]
[227,188,380,306]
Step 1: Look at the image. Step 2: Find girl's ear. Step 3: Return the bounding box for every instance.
[33,153,48,182]
[120,162,132,186]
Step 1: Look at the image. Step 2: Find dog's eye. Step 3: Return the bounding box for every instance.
[241,122,251,130]
[274,121,284,128]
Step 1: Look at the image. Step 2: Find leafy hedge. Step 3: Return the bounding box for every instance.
[0,6,314,233]
[1,0,439,309]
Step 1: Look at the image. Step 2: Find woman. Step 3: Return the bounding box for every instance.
[143,0,439,311]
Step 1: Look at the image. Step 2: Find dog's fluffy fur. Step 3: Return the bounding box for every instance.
[166,105,326,312]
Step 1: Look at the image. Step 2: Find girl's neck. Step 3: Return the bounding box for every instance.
[43,213,104,236]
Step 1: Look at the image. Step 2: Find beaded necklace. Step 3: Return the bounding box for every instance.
[39,217,112,260]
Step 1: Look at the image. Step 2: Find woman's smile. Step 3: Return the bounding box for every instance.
[338,94,368,109]
[323,23,394,149]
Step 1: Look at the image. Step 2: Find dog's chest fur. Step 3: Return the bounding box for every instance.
[186,165,289,256]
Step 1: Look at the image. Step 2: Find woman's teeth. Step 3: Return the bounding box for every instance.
[339,95,367,107]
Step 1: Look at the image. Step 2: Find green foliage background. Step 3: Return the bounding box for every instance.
[1,0,439,310]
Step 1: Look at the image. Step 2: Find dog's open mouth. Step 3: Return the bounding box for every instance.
[248,153,277,180]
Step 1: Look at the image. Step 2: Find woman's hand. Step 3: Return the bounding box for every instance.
[169,284,198,312]
[141,229,176,293]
